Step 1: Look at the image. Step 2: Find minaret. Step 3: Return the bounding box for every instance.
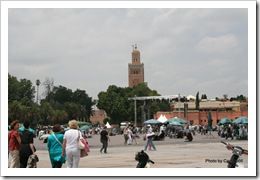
[128,44,144,87]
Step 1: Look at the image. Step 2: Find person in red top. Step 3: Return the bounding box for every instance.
[8,120,21,168]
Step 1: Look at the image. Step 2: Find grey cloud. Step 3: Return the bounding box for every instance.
[196,34,239,53]
[8,8,248,99]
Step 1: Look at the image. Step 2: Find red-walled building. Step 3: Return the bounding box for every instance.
[154,100,248,126]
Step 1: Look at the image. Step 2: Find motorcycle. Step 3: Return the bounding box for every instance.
[221,141,248,168]
[135,150,155,168]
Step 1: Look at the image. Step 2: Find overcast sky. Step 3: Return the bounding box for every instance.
[8,8,248,100]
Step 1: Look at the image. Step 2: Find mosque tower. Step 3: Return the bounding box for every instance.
[128,44,144,87]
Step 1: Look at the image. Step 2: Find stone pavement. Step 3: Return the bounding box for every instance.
[37,140,248,168]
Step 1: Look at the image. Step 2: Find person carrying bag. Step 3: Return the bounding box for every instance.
[47,124,66,168]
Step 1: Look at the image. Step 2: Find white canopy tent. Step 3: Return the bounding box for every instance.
[157,114,167,123]
[105,122,112,128]
[162,115,168,122]
[186,95,196,100]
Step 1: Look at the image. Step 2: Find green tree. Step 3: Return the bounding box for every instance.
[236,94,247,102]
[8,74,35,105]
[29,104,41,127]
[40,102,54,125]
[8,74,38,125]
[201,94,207,100]
[72,89,95,121]
[97,85,132,124]
[8,100,25,123]
[131,83,159,97]
[97,83,169,125]
[51,86,73,104]
[51,109,68,125]
[64,102,81,120]
[44,86,94,122]
[223,94,228,100]
[103,117,111,125]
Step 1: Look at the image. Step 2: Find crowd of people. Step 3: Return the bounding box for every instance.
[8,119,88,168]
[217,124,248,140]
[8,118,248,168]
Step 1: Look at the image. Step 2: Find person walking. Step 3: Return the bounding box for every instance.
[131,126,138,145]
[100,126,110,153]
[226,124,233,140]
[144,125,156,151]
[47,124,66,168]
[127,127,133,145]
[19,120,36,168]
[62,120,82,168]
[8,120,21,168]
[123,127,128,145]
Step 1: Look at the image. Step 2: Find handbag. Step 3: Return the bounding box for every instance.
[80,148,88,158]
[84,139,90,152]
[78,131,85,150]
[80,139,89,158]
[77,131,89,157]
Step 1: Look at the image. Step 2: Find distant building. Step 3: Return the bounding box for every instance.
[172,100,241,112]
[128,44,144,87]
[155,100,248,126]
[89,105,107,125]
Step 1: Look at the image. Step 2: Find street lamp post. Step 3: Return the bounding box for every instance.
[134,95,137,127]
[36,79,40,104]
[143,100,146,124]
[178,93,180,118]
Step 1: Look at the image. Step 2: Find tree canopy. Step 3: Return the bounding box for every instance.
[8,74,94,126]
[9,74,247,127]
[97,83,170,125]
[8,74,35,105]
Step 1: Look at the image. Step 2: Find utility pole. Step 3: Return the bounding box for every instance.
[128,94,179,126]
[36,79,40,104]
[134,95,137,127]
[143,101,146,123]
[178,93,180,118]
